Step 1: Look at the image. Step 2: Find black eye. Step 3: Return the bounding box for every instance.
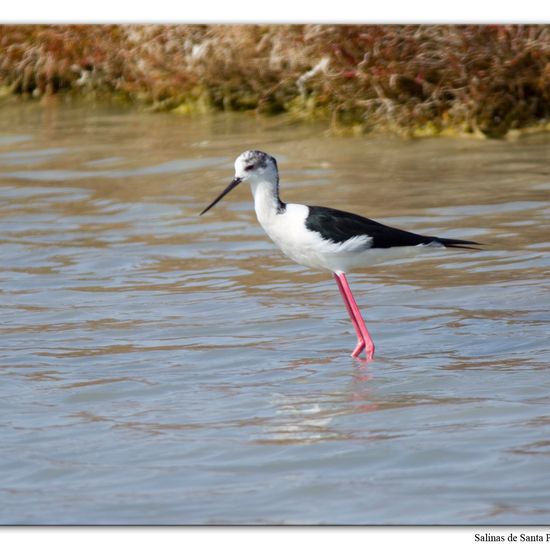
[244,164,255,171]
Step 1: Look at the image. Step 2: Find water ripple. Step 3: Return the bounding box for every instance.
[0,105,549,524]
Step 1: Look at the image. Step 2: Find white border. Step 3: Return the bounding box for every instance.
[1,0,550,23]
[3,526,550,550]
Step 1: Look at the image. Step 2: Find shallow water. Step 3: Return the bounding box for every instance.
[0,101,549,525]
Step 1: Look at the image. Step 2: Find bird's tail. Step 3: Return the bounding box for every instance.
[435,237,483,250]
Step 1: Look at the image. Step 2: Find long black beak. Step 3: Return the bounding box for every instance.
[199,177,243,216]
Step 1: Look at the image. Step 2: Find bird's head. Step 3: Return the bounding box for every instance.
[200,150,278,215]
[234,150,278,183]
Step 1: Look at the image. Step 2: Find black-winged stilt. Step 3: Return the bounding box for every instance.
[200,150,480,362]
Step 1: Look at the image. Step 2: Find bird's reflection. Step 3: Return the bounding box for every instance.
[257,358,379,444]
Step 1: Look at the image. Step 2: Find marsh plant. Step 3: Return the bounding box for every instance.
[1,24,549,137]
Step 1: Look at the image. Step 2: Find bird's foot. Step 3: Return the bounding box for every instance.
[365,345,375,362]
[351,341,375,363]
[351,340,365,358]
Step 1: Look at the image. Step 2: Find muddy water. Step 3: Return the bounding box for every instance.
[0,102,549,524]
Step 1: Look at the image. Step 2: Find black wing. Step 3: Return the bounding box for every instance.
[305,205,480,249]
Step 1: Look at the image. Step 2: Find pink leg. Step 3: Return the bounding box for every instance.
[335,272,375,361]
[334,274,365,357]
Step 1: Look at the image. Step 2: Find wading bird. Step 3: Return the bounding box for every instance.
[200,150,479,362]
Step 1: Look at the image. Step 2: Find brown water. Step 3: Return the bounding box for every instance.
[0,102,549,524]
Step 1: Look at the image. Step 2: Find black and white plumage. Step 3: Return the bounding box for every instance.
[304,205,479,250]
[200,150,480,361]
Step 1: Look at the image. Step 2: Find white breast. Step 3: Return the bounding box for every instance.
[256,202,373,273]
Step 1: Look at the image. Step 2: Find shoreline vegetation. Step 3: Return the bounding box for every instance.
[1,24,550,138]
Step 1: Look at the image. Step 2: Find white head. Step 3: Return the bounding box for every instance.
[200,150,279,215]
[233,150,279,185]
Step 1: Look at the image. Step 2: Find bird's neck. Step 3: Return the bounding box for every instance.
[250,179,286,223]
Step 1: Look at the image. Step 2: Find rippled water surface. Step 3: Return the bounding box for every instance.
[1,102,549,524]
